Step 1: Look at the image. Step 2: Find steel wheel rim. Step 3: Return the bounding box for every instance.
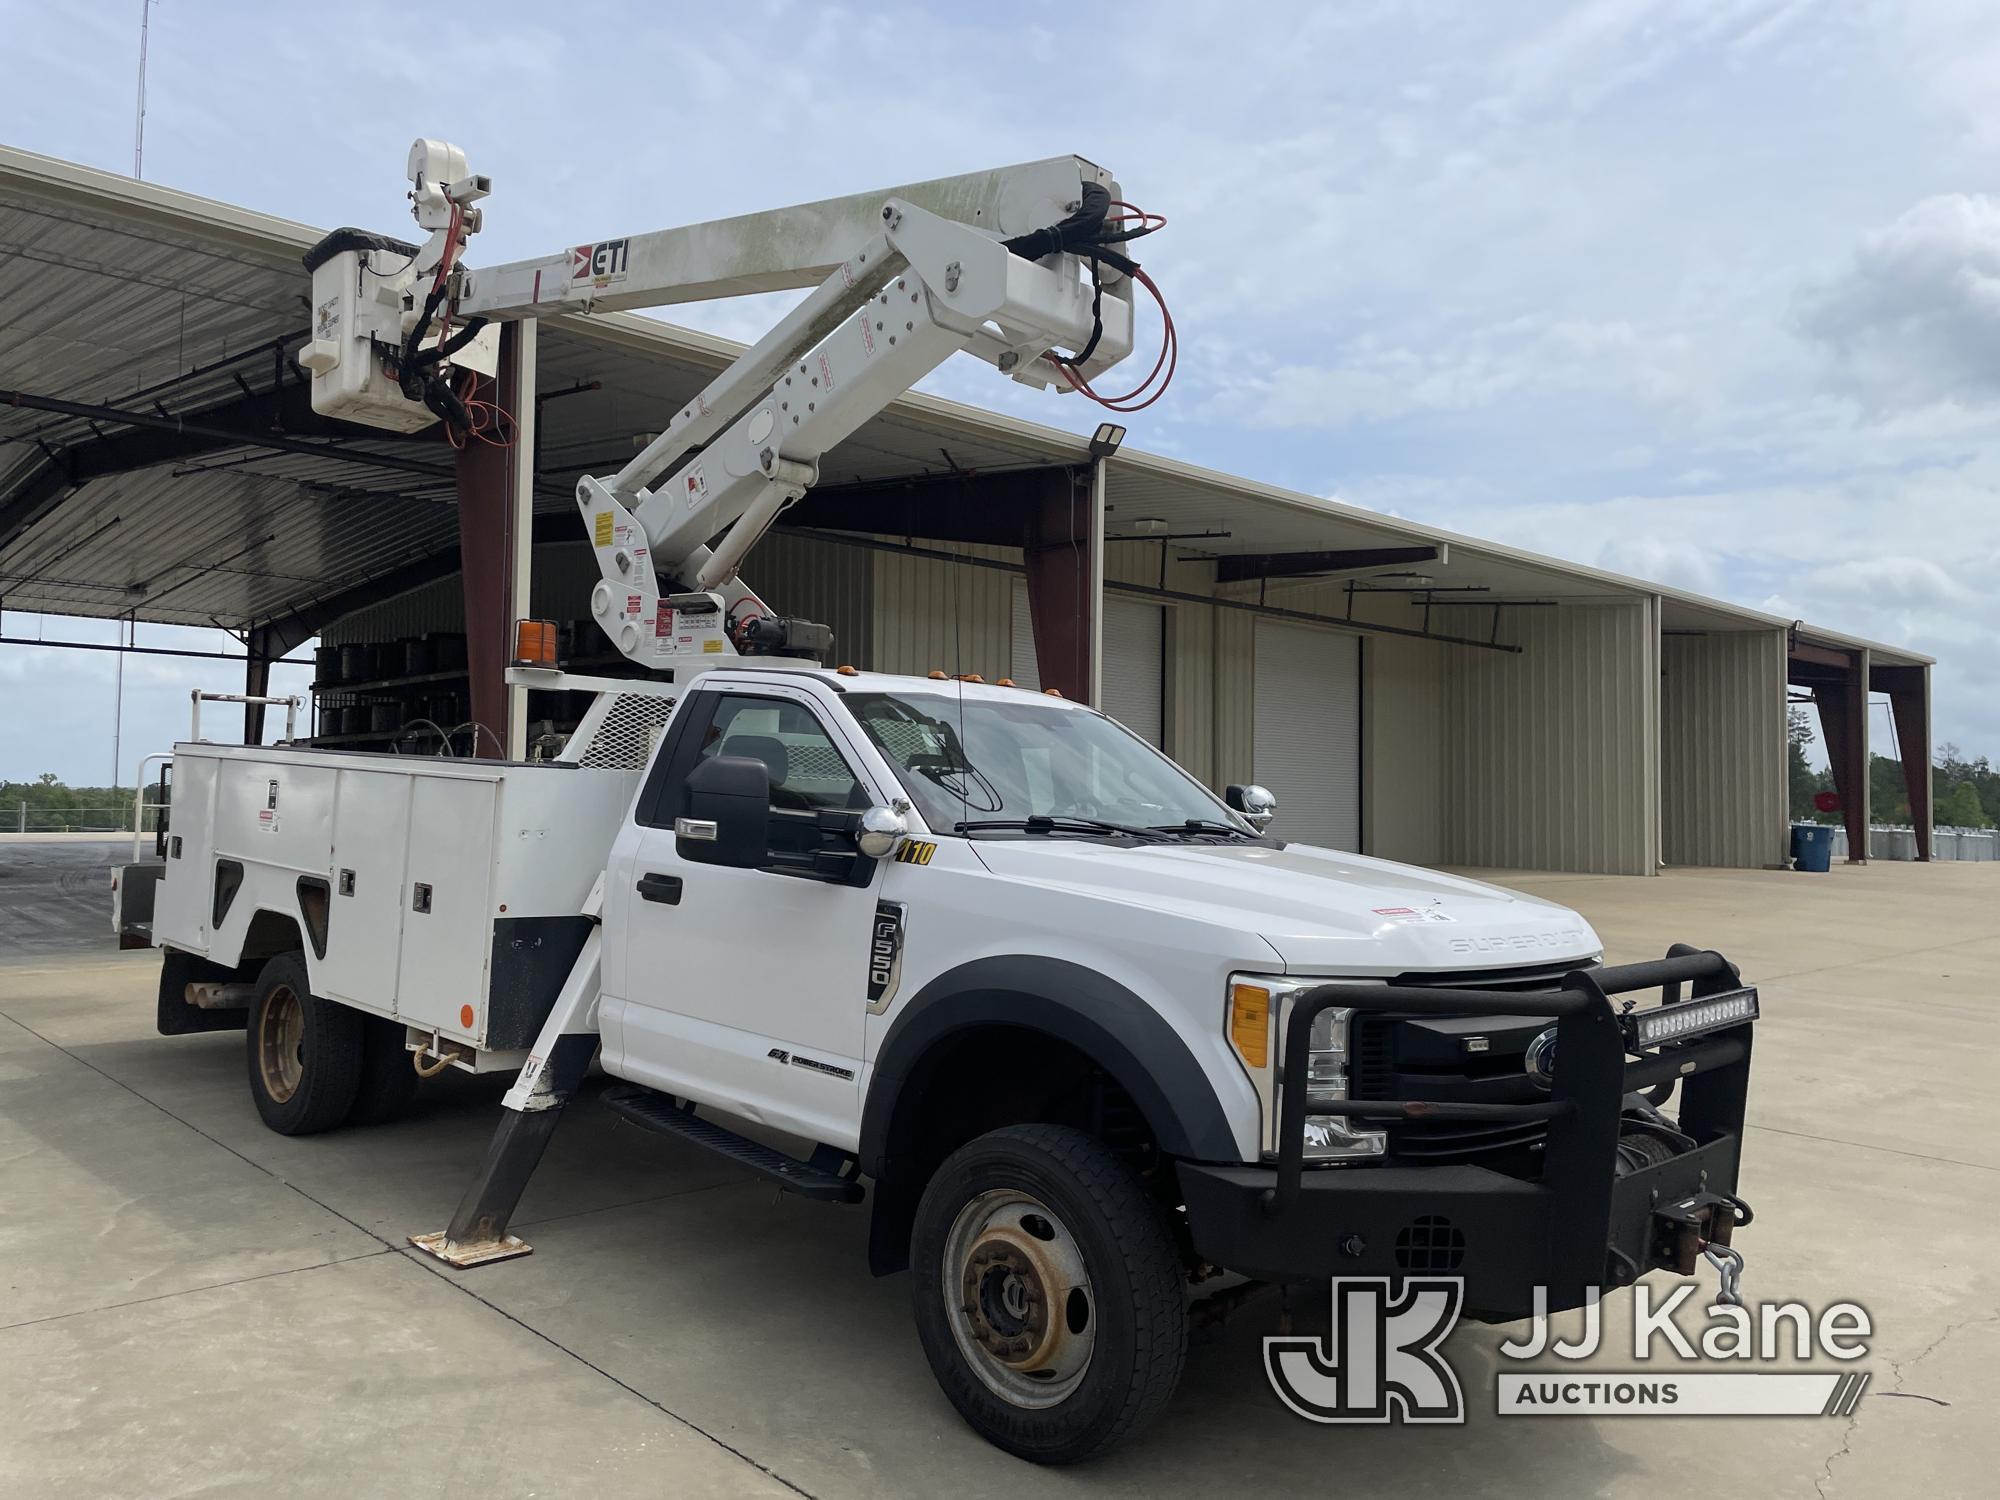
[257,985,305,1103]
[942,1187,1095,1409]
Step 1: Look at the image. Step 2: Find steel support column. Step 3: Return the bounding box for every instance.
[243,624,273,744]
[1021,467,1097,704]
[455,324,528,758]
[1876,662,1932,861]
[1809,648,1870,862]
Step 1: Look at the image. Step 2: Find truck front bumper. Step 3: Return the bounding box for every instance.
[1178,947,1755,1321]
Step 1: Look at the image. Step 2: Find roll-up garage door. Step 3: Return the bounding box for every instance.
[1010,583,1165,746]
[1253,618,1360,850]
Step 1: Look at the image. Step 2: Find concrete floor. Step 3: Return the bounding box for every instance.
[2,844,1996,1497]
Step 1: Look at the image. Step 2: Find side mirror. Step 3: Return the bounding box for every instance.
[856,805,909,860]
[678,755,770,867]
[1225,783,1277,831]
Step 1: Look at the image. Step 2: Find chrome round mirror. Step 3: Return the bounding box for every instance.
[857,805,910,859]
[1239,784,1276,830]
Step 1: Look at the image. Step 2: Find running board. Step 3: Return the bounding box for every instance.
[601,1085,864,1203]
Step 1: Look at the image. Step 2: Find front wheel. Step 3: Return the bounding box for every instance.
[910,1124,1187,1464]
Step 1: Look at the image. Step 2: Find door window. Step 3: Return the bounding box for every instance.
[691,694,869,863]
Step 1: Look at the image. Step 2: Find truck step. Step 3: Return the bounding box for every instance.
[601,1086,864,1203]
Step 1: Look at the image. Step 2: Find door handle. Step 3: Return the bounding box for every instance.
[636,871,684,906]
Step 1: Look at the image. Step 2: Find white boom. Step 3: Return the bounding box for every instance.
[301,142,1152,674]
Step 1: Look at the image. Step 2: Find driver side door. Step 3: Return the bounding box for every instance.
[605,686,885,1149]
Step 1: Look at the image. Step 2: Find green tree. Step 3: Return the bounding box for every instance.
[1787,706,1831,820]
[1869,754,1911,825]
[1936,781,1989,829]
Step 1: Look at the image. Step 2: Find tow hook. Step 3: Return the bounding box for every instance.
[1652,1191,1753,1306]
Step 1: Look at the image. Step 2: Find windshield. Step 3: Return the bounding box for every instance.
[846,690,1251,839]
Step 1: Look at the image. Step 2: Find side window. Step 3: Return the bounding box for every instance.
[696,696,867,814]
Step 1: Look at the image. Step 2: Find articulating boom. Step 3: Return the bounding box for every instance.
[302,143,1165,674]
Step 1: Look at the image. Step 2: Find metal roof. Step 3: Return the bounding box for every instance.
[0,143,1929,667]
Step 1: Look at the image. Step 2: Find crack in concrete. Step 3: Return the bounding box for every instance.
[1813,1310,1999,1497]
[0,1248,395,1333]
[1744,1122,2000,1175]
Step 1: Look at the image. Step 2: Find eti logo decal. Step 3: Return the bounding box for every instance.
[1264,1278,1465,1424]
[571,238,630,284]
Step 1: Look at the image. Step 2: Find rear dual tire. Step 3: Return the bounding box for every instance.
[245,953,417,1133]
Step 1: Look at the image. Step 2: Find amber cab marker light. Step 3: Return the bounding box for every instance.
[512,618,558,667]
[835,664,859,676]
[1230,983,1270,1069]
[927,670,949,680]
[1043,687,1064,697]
[996,678,1016,687]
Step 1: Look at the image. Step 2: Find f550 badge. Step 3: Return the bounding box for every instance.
[866,900,906,1013]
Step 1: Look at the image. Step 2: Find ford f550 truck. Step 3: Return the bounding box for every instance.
[136,665,1757,1462]
[125,142,1756,1462]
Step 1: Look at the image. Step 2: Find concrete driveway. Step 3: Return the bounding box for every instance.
[2,850,1995,1497]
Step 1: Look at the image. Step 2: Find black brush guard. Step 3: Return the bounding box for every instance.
[1176,944,1754,1319]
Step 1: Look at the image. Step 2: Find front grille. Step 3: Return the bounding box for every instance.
[1348,962,1597,1175]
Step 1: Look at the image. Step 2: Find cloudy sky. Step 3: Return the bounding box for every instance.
[5,0,2000,787]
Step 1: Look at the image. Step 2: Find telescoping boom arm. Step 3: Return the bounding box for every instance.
[302,141,1172,672]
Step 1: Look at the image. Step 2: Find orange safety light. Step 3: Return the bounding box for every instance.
[996,678,1016,687]
[835,664,859,676]
[927,670,949,680]
[512,618,558,667]
[955,673,984,683]
[1043,687,1064,698]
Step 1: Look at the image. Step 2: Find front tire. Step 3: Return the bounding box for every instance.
[910,1124,1187,1464]
[245,952,363,1135]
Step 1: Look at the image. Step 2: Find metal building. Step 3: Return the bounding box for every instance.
[0,144,1934,875]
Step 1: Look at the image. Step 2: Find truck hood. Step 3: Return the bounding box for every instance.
[968,838,1601,974]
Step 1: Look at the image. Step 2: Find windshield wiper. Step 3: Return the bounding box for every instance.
[954,815,1158,839]
[1150,818,1257,839]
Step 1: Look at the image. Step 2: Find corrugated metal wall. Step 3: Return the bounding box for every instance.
[1362,632,1447,865]
[1441,601,1658,875]
[323,534,869,659]
[318,527,1790,879]
[1660,629,1788,868]
[1211,606,1256,789]
[1167,601,1216,784]
[870,540,1016,680]
[747,531,873,668]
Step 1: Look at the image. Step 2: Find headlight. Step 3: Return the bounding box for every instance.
[1227,975,1388,1162]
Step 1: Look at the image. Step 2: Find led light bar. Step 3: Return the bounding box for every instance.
[1622,987,1760,1050]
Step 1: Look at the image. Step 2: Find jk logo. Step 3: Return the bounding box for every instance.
[1264,1278,1466,1424]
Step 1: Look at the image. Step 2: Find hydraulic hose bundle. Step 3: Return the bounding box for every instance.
[1002,182,1177,412]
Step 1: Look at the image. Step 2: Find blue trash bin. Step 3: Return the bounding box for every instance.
[1791,822,1835,872]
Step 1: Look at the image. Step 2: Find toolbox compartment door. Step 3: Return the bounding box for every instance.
[395,775,499,1042]
[318,769,414,1010]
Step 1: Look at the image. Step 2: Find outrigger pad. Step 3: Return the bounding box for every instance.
[408,1230,533,1269]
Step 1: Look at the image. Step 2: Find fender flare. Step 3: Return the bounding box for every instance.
[859,954,1240,1179]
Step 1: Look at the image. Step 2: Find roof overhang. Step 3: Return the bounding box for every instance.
[0,143,1932,669]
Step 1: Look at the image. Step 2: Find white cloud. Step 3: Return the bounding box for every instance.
[1795,194,2000,413]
